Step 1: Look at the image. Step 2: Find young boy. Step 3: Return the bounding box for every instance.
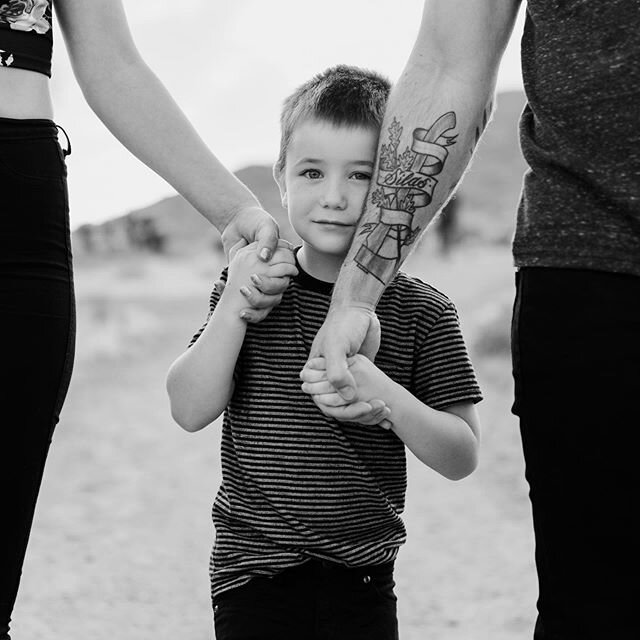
[166,65,482,640]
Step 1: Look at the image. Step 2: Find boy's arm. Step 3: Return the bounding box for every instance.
[301,355,480,481]
[166,278,247,433]
[306,0,522,399]
[166,243,295,432]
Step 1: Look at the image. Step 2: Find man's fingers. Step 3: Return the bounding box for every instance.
[299,366,327,384]
[325,351,357,401]
[305,357,327,371]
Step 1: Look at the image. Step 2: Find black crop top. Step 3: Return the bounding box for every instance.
[0,1,53,77]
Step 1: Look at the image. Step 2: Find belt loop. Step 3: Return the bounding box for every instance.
[56,124,72,157]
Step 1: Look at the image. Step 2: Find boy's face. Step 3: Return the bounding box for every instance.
[278,118,377,260]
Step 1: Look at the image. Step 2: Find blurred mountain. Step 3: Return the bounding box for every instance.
[72,90,527,257]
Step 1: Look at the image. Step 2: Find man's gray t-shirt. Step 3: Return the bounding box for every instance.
[515,0,640,276]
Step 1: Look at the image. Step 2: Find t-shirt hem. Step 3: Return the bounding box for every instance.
[429,392,483,411]
[211,550,402,601]
[513,250,640,278]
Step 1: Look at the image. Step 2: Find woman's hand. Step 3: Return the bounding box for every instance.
[220,205,281,262]
[225,240,297,322]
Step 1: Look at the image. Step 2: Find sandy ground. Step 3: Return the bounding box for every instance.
[11,242,538,640]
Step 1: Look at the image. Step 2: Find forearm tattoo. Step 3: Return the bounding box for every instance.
[354,112,458,284]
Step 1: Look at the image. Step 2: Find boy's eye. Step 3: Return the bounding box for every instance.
[351,172,372,181]
[301,169,322,179]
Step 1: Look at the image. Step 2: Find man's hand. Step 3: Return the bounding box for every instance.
[305,306,381,401]
[300,356,393,429]
[220,205,281,262]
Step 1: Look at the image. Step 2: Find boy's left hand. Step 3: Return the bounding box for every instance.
[218,239,298,323]
[300,356,393,429]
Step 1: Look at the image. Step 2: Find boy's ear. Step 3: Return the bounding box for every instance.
[273,164,288,208]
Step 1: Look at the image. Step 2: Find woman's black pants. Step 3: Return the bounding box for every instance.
[0,118,75,638]
[512,267,640,640]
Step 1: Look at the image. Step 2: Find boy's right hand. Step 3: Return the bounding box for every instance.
[300,357,393,429]
[224,240,297,322]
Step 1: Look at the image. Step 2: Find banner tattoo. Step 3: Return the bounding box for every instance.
[355,112,457,284]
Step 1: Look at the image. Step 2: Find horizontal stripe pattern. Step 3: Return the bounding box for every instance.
[189,263,481,599]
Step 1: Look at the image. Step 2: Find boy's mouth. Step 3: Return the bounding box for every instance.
[314,220,354,227]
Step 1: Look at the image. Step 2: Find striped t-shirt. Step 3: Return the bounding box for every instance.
[189,257,482,600]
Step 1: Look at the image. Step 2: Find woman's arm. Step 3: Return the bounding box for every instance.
[166,243,295,431]
[55,0,279,259]
[301,355,481,480]
[307,0,522,396]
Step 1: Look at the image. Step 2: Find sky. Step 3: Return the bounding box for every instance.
[50,1,526,230]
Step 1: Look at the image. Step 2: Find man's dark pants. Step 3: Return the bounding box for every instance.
[512,267,640,640]
[213,559,398,640]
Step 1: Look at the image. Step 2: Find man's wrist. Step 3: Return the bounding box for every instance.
[330,262,384,312]
[327,300,377,315]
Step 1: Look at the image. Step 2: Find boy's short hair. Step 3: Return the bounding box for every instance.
[274,64,391,176]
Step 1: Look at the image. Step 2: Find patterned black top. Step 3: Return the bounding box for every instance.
[189,257,482,600]
[0,1,53,76]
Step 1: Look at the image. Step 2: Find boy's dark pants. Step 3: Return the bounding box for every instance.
[512,267,640,640]
[213,560,398,640]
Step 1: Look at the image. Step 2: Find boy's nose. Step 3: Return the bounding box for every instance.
[320,182,347,210]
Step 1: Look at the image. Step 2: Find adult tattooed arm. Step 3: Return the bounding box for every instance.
[304,0,522,404]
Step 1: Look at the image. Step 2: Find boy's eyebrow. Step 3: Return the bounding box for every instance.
[351,160,374,167]
[294,158,375,167]
[295,157,324,165]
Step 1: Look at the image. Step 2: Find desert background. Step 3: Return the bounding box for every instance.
[9,88,541,640]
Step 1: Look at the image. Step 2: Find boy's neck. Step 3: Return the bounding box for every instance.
[297,244,345,283]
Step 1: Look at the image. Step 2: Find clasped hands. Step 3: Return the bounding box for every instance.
[300,307,394,430]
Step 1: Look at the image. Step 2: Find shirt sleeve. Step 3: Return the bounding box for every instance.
[187,267,228,348]
[412,301,483,410]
